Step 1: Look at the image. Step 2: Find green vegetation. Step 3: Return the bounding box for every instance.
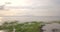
[0,21,45,32]
[0,21,60,32]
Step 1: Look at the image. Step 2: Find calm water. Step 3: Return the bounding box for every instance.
[1,16,60,22]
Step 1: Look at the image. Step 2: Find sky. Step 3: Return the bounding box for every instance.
[0,0,60,16]
[0,0,60,22]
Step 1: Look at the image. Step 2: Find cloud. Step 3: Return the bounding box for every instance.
[0,0,60,22]
[0,0,60,16]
